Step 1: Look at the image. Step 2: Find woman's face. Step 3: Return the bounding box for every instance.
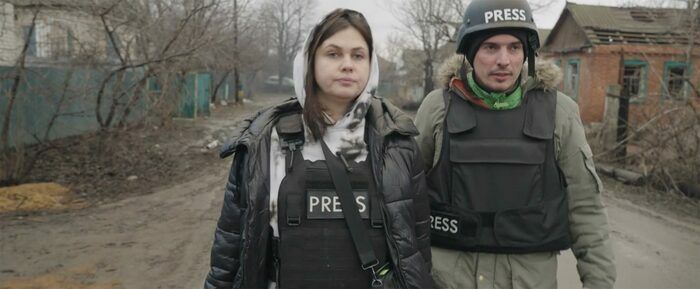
[314,27,370,105]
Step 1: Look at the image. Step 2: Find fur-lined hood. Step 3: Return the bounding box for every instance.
[435,54,563,91]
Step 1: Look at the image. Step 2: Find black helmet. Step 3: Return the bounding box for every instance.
[456,0,539,54]
[456,0,540,76]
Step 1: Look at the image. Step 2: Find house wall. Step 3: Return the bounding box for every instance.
[1,4,112,66]
[0,3,19,66]
[544,44,700,126]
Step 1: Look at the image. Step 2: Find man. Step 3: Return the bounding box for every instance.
[414,0,616,288]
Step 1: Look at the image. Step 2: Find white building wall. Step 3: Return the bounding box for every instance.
[0,5,108,66]
[0,3,19,66]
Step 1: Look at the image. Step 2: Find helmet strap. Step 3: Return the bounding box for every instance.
[527,49,535,81]
[459,57,469,85]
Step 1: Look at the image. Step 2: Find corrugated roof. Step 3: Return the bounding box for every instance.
[566,2,699,45]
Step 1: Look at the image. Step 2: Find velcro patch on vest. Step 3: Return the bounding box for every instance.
[430,211,480,239]
[430,212,461,235]
[307,190,369,219]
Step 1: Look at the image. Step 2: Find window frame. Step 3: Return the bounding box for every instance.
[622,59,649,104]
[565,59,581,100]
[662,61,689,100]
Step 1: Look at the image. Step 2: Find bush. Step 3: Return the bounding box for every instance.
[589,99,700,197]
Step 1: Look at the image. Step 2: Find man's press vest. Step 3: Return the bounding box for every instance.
[427,88,572,254]
[274,112,388,289]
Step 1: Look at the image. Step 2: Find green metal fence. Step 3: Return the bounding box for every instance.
[1,66,215,148]
[0,66,144,148]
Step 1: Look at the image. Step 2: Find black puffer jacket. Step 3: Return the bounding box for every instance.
[204,96,433,289]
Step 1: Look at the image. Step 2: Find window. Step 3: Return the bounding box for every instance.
[663,61,688,99]
[622,60,648,103]
[22,25,37,57]
[555,59,562,68]
[565,59,580,100]
[53,26,74,58]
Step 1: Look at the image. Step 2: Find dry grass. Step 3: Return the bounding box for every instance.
[0,265,121,289]
[0,183,85,214]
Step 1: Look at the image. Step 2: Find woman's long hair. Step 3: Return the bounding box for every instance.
[304,9,373,141]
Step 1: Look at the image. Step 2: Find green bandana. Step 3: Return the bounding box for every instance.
[467,72,523,110]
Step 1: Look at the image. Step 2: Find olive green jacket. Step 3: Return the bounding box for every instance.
[415,55,616,289]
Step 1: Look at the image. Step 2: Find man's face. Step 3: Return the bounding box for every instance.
[472,34,524,92]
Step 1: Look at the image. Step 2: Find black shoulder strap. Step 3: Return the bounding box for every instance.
[320,140,383,288]
[276,112,304,172]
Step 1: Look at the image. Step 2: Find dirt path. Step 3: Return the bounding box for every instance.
[1,170,226,289]
[0,93,286,289]
[2,95,699,289]
[557,195,700,289]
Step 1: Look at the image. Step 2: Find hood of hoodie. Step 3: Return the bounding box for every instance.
[292,28,380,128]
[435,53,562,91]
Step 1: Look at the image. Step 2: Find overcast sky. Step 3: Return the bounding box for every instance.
[313,0,685,52]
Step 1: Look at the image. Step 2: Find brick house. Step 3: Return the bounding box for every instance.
[541,3,700,125]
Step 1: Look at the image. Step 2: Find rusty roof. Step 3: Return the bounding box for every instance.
[564,2,699,45]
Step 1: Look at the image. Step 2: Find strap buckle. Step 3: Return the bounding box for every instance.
[369,265,383,288]
[286,216,300,226]
[361,259,379,271]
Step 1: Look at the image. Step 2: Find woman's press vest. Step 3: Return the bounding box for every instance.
[427,88,572,254]
[274,112,389,289]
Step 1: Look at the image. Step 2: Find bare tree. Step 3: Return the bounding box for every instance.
[588,0,700,196]
[1,9,38,153]
[0,5,85,185]
[207,0,258,104]
[1,8,39,185]
[260,0,314,91]
[391,0,464,97]
[89,0,225,130]
[0,0,238,185]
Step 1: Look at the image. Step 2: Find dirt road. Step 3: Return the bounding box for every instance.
[557,196,700,289]
[2,95,699,289]
[0,93,284,289]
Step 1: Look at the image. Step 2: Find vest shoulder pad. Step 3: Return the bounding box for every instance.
[445,89,477,134]
[276,111,305,150]
[523,89,556,139]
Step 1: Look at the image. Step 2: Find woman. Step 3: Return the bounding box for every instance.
[203,9,433,289]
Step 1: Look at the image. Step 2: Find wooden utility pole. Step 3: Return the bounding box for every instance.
[616,49,629,159]
[685,0,697,98]
[234,0,241,104]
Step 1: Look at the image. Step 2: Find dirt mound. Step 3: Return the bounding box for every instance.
[0,265,121,289]
[0,183,83,214]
